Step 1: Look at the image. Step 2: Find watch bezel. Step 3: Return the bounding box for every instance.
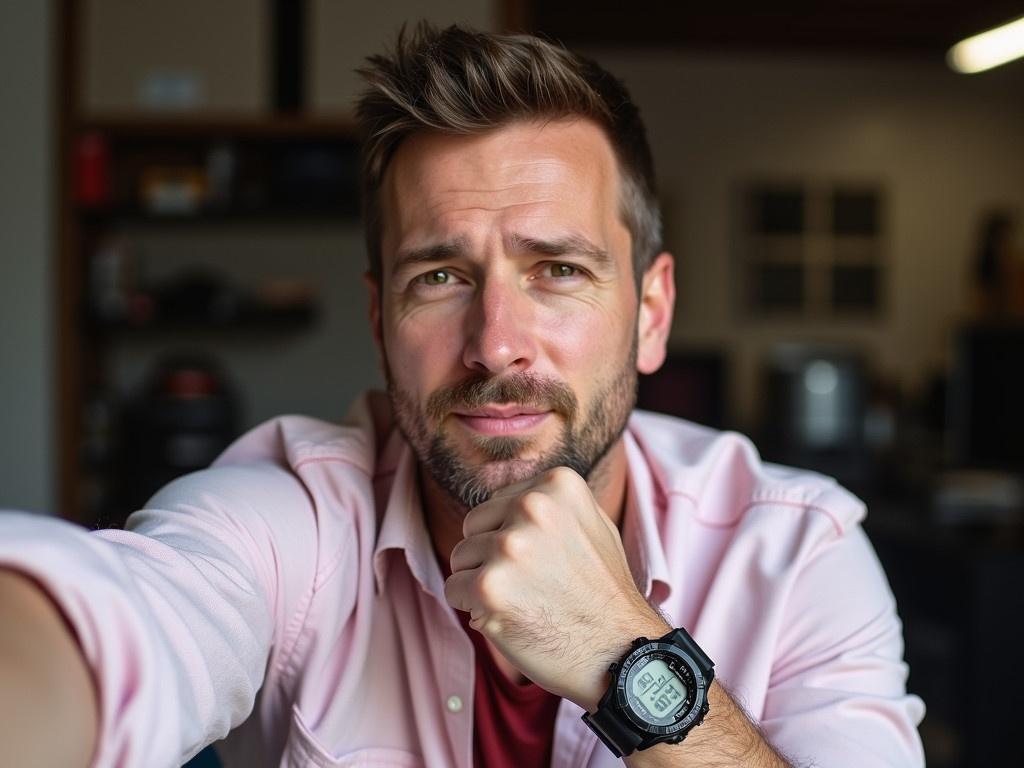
[613,641,709,737]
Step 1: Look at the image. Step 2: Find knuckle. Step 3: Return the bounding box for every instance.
[462,508,480,538]
[481,616,503,636]
[442,576,456,603]
[548,465,578,484]
[519,490,551,522]
[496,529,525,559]
[450,538,464,561]
[476,568,502,604]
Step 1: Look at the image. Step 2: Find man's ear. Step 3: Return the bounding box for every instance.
[636,252,676,375]
[364,272,387,378]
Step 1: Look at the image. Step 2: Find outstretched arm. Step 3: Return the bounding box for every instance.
[0,460,326,766]
[0,569,98,768]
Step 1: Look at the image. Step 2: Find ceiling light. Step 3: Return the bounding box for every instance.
[948,14,1024,73]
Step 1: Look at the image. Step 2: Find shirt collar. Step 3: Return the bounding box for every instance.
[621,427,673,607]
[372,430,448,602]
[371,425,673,607]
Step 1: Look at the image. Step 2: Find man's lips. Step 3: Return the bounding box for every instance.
[451,406,553,435]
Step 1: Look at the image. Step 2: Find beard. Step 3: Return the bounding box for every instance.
[388,342,638,510]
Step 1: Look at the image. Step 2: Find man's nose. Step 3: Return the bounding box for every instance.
[461,281,537,375]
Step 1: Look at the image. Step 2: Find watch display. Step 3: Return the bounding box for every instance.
[582,627,715,757]
[626,655,692,726]
[616,641,706,736]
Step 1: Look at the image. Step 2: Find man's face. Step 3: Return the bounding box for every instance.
[372,119,650,508]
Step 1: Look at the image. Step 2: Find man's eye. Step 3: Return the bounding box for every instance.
[422,270,453,285]
[547,263,580,278]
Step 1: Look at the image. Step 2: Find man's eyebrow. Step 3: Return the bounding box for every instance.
[393,238,471,272]
[391,233,611,273]
[508,233,611,265]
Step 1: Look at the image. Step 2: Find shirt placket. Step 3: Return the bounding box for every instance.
[417,581,475,768]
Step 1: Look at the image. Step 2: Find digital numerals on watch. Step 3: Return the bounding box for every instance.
[627,657,690,725]
[614,642,707,736]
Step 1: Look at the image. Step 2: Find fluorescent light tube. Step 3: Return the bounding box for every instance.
[948,15,1024,73]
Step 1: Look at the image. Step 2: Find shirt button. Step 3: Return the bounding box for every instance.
[446,695,464,713]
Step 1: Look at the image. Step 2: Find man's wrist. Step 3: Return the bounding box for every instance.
[574,604,671,713]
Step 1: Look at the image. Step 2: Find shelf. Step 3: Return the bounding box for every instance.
[79,206,360,228]
[89,304,318,337]
[78,114,360,141]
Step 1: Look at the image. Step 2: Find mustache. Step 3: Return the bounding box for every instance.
[425,373,578,423]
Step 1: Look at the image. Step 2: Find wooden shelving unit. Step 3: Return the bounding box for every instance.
[55,0,529,526]
[55,4,362,526]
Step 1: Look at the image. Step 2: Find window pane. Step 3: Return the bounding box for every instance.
[753,263,804,311]
[832,190,879,236]
[831,265,880,310]
[752,187,804,234]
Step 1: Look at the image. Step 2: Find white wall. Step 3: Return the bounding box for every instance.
[0,2,54,512]
[590,50,1024,426]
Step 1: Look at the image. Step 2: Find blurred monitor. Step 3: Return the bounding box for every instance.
[947,322,1024,472]
[637,350,727,429]
[758,344,870,492]
[764,345,866,455]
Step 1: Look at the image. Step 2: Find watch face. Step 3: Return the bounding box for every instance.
[627,657,690,726]
[615,643,707,736]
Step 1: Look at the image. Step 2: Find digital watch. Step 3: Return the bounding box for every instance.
[582,627,715,758]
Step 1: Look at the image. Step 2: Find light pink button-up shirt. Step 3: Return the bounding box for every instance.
[0,393,924,768]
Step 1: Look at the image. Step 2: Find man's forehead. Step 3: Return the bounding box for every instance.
[379,119,623,260]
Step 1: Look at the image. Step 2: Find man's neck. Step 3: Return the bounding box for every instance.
[422,439,631,569]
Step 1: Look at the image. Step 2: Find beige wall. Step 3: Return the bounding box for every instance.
[309,0,498,115]
[589,50,1024,426]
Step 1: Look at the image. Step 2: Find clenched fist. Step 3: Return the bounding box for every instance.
[443,466,670,712]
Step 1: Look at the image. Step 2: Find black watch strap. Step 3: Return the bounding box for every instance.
[582,685,644,759]
[667,627,714,673]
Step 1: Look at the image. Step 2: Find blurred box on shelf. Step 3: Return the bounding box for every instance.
[82,0,269,116]
[140,167,208,215]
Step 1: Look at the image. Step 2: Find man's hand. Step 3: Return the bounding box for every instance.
[443,466,668,711]
[442,469,795,767]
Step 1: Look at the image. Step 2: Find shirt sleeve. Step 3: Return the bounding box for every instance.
[0,460,322,768]
[760,524,926,767]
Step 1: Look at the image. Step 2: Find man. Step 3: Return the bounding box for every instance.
[0,23,923,768]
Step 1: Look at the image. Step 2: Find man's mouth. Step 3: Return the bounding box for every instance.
[451,406,553,435]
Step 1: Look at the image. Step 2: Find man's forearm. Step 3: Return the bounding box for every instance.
[0,569,98,768]
[624,682,792,768]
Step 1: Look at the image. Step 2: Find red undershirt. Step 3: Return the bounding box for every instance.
[440,558,562,768]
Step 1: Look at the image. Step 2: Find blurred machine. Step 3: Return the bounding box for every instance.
[759,344,869,492]
[112,357,240,527]
[947,321,1024,472]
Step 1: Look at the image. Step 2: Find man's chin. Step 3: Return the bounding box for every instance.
[472,458,548,491]
[434,454,554,507]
